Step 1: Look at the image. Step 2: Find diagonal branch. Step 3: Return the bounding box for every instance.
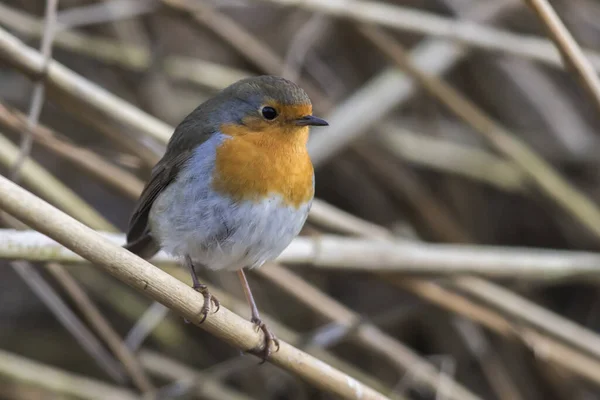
[0,173,390,400]
[523,0,600,114]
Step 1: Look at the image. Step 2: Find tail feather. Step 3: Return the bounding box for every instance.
[124,234,160,260]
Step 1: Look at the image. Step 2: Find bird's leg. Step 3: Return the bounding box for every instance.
[185,255,220,323]
[237,269,279,363]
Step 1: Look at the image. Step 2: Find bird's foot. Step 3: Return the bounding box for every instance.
[251,317,279,363]
[192,283,220,324]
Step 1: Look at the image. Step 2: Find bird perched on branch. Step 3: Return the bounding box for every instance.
[125,75,328,361]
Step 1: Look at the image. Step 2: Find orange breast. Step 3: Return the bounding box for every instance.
[212,123,314,208]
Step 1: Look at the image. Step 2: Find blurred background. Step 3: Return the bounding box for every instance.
[2,0,600,399]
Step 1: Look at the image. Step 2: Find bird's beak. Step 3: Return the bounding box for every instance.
[295,115,329,126]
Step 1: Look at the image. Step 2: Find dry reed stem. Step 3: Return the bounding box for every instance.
[0,26,168,164]
[351,146,473,244]
[0,349,139,400]
[310,201,600,388]
[0,6,548,396]
[1,123,155,392]
[10,0,58,181]
[158,264,406,399]
[0,227,485,398]
[73,261,402,399]
[258,264,482,400]
[452,277,600,362]
[309,199,390,238]
[523,0,600,114]
[0,14,474,397]
[303,171,600,387]
[397,278,600,387]
[454,318,525,400]
[0,93,435,397]
[139,350,255,400]
[45,262,155,394]
[0,132,115,231]
[360,25,600,240]
[0,103,144,199]
[163,0,332,111]
[376,126,527,193]
[8,230,600,280]
[308,0,518,165]
[3,198,154,391]
[0,3,249,90]
[9,1,600,78]
[9,260,128,384]
[0,174,390,400]
[258,0,600,75]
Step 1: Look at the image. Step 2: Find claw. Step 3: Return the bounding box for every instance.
[193,284,219,324]
[251,317,279,363]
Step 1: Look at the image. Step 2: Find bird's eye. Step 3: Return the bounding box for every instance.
[261,106,278,120]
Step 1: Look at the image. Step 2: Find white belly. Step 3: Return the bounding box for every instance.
[148,134,312,271]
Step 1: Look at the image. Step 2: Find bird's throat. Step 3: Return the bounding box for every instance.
[212,125,314,208]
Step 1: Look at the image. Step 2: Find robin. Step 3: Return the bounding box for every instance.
[125,75,328,361]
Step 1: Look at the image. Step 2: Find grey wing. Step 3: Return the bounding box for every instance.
[124,151,192,258]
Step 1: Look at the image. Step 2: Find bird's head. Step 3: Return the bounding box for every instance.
[210,75,328,139]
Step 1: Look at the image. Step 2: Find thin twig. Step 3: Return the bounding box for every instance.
[140,350,255,400]
[56,0,159,30]
[453,318,524,400]
[124,302,170,352]
[9,261,127,384]
[162,0,332,111]
[45,262,155,394]
[0,349,138,400]
[523,0,600,114]
[0,133,115,231]
[0,102,144,200]
[10,0,58,181]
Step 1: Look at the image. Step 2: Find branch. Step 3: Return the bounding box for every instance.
[0,349,137,400]
[0,174,389,400]
[5,229,600,280]
[523,0,600,115]
[0,132,115,231]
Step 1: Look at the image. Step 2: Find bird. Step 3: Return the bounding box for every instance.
[124,75,328,361]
